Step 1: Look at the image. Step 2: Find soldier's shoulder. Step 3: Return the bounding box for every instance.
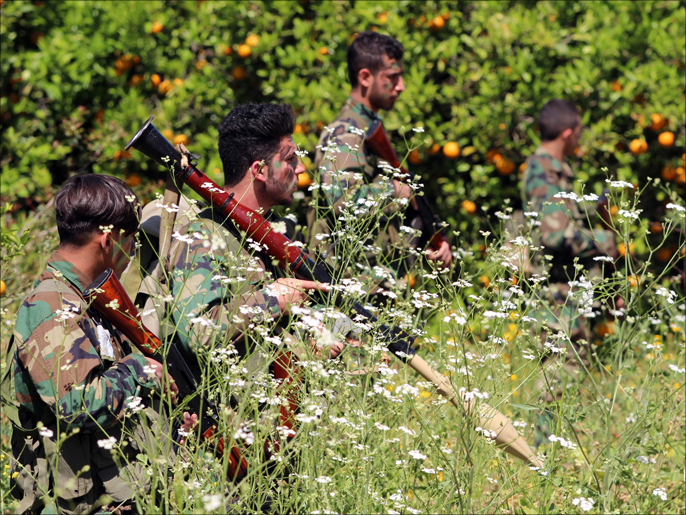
[15,275,81,342]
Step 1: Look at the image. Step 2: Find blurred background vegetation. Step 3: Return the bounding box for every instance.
[1,0,684,256]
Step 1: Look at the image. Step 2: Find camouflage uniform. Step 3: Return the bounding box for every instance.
[10,252,173,515]
[522,148,617,415]
[308,98,420,285]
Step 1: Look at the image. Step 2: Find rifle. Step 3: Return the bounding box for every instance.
[125,117,543,467]
[364,119,448,255]
[83,268,250,482]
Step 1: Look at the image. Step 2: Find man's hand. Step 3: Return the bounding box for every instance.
[268,278,330,314]
[426,240,452,267]
[144,357,179,401]
[392,179,418,210]
[311,338,345,359]
[179,411,199,446]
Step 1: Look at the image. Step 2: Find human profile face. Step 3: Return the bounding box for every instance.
[108,230,137,278]
[264,135,301,207]
[368,55,405,111]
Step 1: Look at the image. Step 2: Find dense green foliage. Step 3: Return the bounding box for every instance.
[2,1,684,234]
[1,2,685,513]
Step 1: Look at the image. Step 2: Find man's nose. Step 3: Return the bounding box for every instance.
[295,162,306,175]
[396,76,406,93]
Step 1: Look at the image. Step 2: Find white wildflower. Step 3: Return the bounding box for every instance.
[652,487,667,501]
[39,426,54,438]
[97,436,117,450]
[666,203,684,211]
[202,494,222,511]
[408,450,426,460]
[572,497,595,512]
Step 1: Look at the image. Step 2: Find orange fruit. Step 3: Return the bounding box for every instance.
[658,131,674,147]
[461,200,476,214]
[618,242,635,257]
[0,280,5,297]
[173,78,184,87]
[495,156,515,175]
[237,44,251,58]
[629,139,648,154]
[662,165,676,181]
[377,12,388,24]
[597,321,614,336]
[486,149,501,163]
[511,276,518,286]
[294,124,303,134]
[649,221,663,234]
[126,173,142,187]
[519,162,527,174]
[151,73,161,87]
[196,60,208,71]
[657,247,673,262]
[479,275,490,288]
[627,275,640,288]
[443,142,460,159]
[162,129,174,141]
[428,143,441,155]
[404,273,417,288]
[232,66,247,80]
[245,34,259,47]
[650,113,666,131]
[429,16,445,31]
[114,150,131,161]
[442,12,450,20]
[297,172,312,188]
[318,47,329,55]
[610,81,622,92]
[158,80,173,95]
[174,134,189,146]
[128,74,144,86]
[408,149,422,165]
[682,153,685,167]
[151,22,164,34]
[676,167,685,184]
[223,45,233,56]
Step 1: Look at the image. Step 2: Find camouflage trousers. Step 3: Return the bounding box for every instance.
[9,400,176,515]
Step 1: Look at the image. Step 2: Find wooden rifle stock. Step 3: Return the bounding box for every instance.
[83,268,249,482]
[126,117,542,467]
[364,119,448,253]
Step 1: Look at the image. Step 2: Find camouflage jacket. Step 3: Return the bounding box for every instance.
[11,252,166,512]
[13,252,159,431]
[521,146,616,280]
[309,98,418,278]
[166,207,305,361]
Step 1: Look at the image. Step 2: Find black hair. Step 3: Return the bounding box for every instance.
[347,31,404,88]
[218,103,295,187]
[54,174,140,247]
[538,99,581,141]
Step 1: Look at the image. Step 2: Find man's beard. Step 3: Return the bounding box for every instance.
[265,169,295,206]
[369,87,398,111]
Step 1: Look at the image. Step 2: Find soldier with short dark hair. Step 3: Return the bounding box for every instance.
[9,174,185,514]
[521,100,619,439]
[308,31,451,284]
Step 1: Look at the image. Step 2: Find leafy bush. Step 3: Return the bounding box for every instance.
[2,1,684,246]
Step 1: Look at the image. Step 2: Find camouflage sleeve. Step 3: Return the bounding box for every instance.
[169,224,281,356]
[13,292,158,431]
[315,129,394,216]
[524,159,602,257]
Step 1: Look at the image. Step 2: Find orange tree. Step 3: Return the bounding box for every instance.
[1,0,684,261]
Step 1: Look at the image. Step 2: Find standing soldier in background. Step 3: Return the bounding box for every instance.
[308,31,451,288]
[6,175,184,514]
[521,99,619,442]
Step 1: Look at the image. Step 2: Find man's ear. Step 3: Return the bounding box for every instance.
[358,68,374,89]
[97,231,112,252]
[560,127,573,141]
[249,160,268,184]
